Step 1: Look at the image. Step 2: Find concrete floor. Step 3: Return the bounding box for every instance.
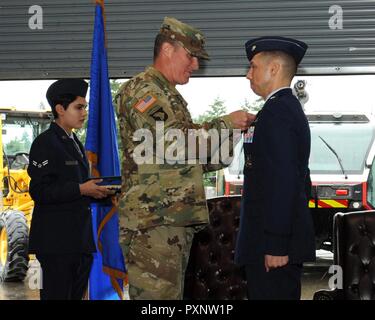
[301,250,333,300]
[0,251,332,300]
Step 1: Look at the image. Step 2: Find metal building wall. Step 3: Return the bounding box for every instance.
[0,0,375,80]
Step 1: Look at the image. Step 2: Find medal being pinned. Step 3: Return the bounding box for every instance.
[244,126,255,144]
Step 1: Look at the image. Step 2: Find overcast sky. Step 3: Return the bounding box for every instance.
[1,74,375,118]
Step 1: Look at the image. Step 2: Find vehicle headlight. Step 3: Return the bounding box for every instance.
[352,202,361,209]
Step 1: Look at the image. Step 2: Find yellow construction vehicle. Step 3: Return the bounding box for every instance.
[0,107,52,281]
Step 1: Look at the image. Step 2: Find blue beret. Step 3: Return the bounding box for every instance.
[245,36,308,65]
[46,79,88,108]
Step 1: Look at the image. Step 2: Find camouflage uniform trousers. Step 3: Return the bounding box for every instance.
[120,225,196,300]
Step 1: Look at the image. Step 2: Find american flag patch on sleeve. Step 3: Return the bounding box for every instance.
[134,95,157,113]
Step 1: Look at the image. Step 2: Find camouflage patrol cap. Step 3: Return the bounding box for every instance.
[159,17,209,60]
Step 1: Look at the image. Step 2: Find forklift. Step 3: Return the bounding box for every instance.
[0,107,52,281]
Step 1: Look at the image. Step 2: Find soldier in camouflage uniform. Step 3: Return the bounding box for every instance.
[116,17,254,300]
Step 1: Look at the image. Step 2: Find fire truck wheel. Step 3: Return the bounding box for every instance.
[0,210,29,282]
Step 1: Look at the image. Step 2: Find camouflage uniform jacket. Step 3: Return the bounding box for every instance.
[116,66,235,231]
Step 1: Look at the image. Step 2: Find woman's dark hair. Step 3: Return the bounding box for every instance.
[50,93,77,119]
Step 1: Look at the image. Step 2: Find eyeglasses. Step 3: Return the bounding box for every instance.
[75,104,87,111]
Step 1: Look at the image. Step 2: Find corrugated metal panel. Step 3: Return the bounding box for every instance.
[1,0,375,80]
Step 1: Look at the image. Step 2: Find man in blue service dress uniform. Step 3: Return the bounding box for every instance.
[28,79,111,300]
[235,37,316,300]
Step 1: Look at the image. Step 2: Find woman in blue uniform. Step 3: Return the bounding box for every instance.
[28,79,110,300]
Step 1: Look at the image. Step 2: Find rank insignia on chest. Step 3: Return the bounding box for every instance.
[244,126,255,143]
[32,160,48,168]
[134,95,157,113]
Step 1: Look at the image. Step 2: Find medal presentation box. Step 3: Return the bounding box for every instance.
[89,176,122,202]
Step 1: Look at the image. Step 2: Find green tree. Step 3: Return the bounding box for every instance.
[75,120,88,144]
[193,97,228,188]
[76,79,125,167]
[21,131,31,151]
[110,79,125,163]
[240,98,264,113]
[203,171,217,187]
[76,79,124,144]
[194,97,227,124]
[110,79,123,99]
[5,132,31,155]
[5,138,23,155]
[38,101,47,110]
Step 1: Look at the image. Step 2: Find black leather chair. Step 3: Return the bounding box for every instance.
[314,210,375,300]
[184,196,247,299]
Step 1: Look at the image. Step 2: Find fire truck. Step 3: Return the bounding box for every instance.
[308,112,375,249]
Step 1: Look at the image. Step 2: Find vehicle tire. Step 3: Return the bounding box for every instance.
[0,210,29,282]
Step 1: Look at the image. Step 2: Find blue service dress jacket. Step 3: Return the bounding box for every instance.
[27,122,96,255]
[235,88,316,265]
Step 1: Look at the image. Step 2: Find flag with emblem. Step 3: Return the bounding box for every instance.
[85,0,127,300]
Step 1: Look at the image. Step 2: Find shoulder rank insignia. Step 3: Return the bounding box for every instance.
[134,95,157,113]
[32,160,48,168]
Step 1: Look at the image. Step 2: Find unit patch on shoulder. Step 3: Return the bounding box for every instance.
[134,95,157,113]
[149,107,169,122]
